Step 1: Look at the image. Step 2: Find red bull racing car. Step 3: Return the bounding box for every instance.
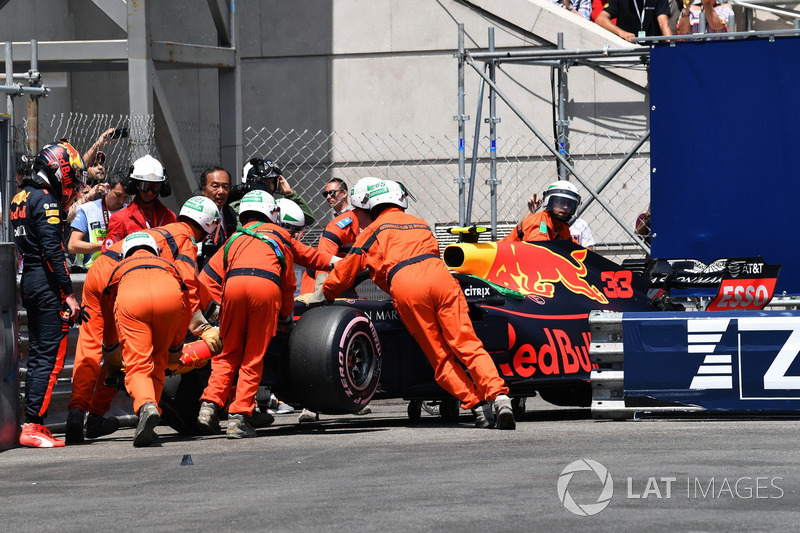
[160,239,779,431]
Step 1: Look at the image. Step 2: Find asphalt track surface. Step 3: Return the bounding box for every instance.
[2,396,800,532]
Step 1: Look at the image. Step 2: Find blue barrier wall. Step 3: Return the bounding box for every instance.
[650,37,800,294]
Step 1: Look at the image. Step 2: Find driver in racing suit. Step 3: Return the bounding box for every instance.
[11,140,85,447]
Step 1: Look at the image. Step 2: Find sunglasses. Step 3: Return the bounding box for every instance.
[138,181,162,193]
[321,188,344,199]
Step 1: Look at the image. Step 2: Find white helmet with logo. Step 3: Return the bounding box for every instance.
[239,189,279,223]
[121,231,160,259]
[366,180,409,211]
[131,154,165,182]
[276,198,305,229]
[349,176,382,209]
[179,196,221,234]
[543,180,580,222]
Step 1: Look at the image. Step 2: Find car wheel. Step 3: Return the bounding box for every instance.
[407,400,422,421]
[511,396,527,418]
[159,364,211,435]
[439,398,460,423]
[288,306,382,414]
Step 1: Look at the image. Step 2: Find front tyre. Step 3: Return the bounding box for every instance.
[288,306,382,414]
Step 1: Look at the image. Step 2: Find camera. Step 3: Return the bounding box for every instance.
[110,128,129,140]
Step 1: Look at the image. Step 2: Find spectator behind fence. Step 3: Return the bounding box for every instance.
[677,0,733,34]
[550,0,592,19]
[197,166,237,269]
[595,0,673,43]
[636,203,651,246]
[102,155,177,252]
[67,172,128,272]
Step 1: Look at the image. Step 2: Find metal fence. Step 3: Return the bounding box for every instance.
[13,115,650,263]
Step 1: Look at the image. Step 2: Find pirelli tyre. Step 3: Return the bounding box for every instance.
[288,306,381,414]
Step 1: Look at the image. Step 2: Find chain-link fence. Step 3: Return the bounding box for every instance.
[12,114,651,263]
[15,113,157,182]
[244,127,650,262]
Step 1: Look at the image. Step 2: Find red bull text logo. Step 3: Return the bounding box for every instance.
[499,328,592,377]
[490,244,608,304]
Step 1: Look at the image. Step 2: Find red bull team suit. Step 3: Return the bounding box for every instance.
[322,207,509,410]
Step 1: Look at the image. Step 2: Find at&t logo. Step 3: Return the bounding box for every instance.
[557,459,613,516]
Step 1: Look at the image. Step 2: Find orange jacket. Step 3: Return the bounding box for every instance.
[100,250,188,346]
[323,207,440,298]
[300,210,360,292]
[102,196,177,252]
[501,210,572,242]
[199,221,296,318]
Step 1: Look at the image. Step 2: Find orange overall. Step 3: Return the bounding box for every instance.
[68,243,125,415]
[101,251,189,414]
[323,207,509,410]
[69,222,203,415]
[200,222,296,416]
[300,211,360,294]
[501,210,572,242]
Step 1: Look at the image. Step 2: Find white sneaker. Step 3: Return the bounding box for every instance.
[267,394,295,415]
[493,394,516,430]
[472,402,496,429]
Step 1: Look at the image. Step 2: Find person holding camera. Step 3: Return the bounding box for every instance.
[101,154,176,252]
[229,158,316,227]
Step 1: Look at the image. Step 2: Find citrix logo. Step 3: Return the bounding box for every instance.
[463,286,491,298]
[558,459,614,516]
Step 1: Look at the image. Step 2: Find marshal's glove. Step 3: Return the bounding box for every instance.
[200,325,223,355]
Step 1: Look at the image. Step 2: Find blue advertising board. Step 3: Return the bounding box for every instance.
[623,310,800,412]
[650,37,800,294]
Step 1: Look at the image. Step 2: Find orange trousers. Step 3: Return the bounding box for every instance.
[68,265,118,415]
[202,275,280,415]
[115,269,187,414]
[391,261,509,410]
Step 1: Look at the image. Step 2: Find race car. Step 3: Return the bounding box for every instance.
[159,239,665,432]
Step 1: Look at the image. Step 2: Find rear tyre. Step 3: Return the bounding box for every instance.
[159,365,211,435]
[439,398,460,423]
[288,306,382,414]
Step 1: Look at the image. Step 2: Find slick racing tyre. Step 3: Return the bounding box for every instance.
[289,306,381,414]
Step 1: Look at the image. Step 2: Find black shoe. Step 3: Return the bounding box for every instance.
[245,406,274,428]
[133,403,161,447]
[85,414,120,439]
[65,408,85,444]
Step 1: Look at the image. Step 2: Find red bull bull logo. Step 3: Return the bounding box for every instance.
[490,243,608,304]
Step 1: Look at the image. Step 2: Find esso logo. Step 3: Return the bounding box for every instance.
[716,284,771,309]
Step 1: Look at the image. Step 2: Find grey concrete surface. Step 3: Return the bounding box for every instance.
[2,396,799,532]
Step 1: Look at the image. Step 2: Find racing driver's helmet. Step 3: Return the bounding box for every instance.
[31,139,87,209]
[121,231,161,259]
[349,176,382,209]
[276,198,305,237]
[239,189,280,224]
[543,180,580,223]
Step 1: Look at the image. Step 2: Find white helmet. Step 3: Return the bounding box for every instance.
[366,180,409,211]
[276,198,305,229]
[121,231,160,259]
[239,189,279,223]
[179,196,221,234]
[543,180,580,222]
[131,155,165,182]
[349,176,382,209]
